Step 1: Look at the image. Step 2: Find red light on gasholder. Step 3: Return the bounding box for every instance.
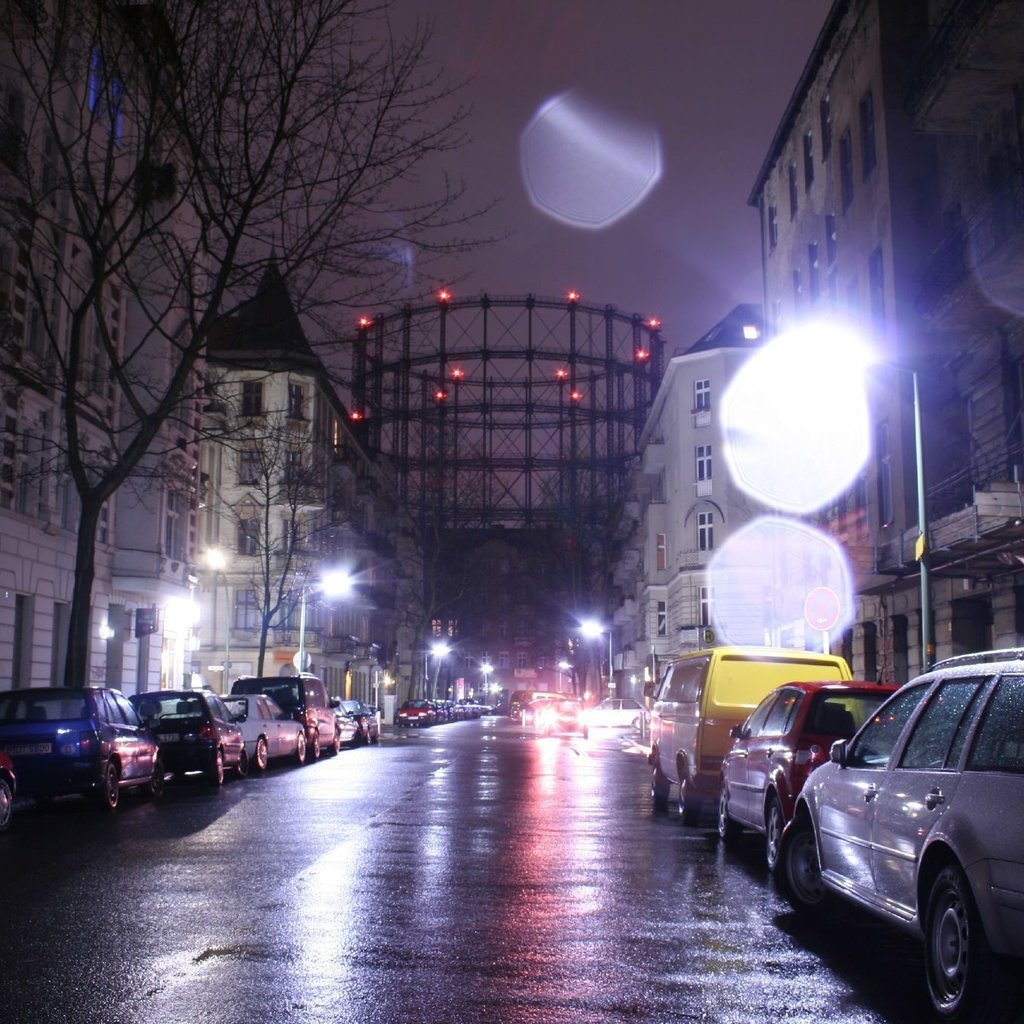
[554,368,569,381]
[451,367,465,380]
[635,349,651,361]
[435,389,448,401]
[567,290,580,303]
[438,289,451,303]
[349,410,364,422]
[647,317,661,329]
[357,316,373,328]
[570,390,583,402]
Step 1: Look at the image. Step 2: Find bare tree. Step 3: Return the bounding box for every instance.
[0,0,479,686]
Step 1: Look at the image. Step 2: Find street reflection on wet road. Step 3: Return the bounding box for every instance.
[0,717,930,1023]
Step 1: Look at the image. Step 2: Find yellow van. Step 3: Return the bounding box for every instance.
[648,646,852,824]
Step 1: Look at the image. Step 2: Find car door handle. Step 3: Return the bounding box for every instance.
[864,784,878,802]
[925,788,945,810]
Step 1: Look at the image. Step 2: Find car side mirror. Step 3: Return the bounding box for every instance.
[729,724,745,740]
[330,696,341,708]
[829,738,848,766]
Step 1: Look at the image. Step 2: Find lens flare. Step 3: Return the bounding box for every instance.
[519,91,662,230]
[721,322,871,513]
[708,516,854,647]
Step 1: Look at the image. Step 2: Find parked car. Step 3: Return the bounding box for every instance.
[335,699,380,745]
[396,700,435,728]
[0,687,164,811]
[509,689,548,720]
[586,697,648,733]
[717,679,897,867]
[775,649,1024,1023]
[131,690,247,785]
[222,693,306,770]
[229,675,340,759]
[0,751,15,830]
[649,645,852,825]
[533,696,587,738]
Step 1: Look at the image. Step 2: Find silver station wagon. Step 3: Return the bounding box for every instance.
[776,649,1024,1023]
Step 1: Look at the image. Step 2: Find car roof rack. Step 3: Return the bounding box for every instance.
[931,648,1024,671]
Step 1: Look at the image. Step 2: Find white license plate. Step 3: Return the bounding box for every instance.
[157,733,180,743]
[4,742,52,755]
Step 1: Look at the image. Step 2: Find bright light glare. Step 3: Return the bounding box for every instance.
[579,618,604,639]
[519,91,662,230]
[707,516,854,646]
[432,642,450,658]
[721,322,872,513]
[320,570,354,598]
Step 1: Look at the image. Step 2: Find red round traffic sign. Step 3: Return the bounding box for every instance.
[804,586,841,631]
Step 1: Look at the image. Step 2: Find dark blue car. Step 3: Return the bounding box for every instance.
[0,687,164,811]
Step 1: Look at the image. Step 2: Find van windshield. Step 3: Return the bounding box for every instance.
[711,656,847,709]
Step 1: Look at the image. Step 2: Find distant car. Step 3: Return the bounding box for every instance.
[229,675,340,759]
[0,751,15,830]
[131,690,248,786]
[335,699,380,745]
[775,650,1024,1023]
[586,697,648,733]
[717,679,897,868]
[0,687,163,811]
[533,697,587,738]
[396,700,434,728]
[222,694,306,770]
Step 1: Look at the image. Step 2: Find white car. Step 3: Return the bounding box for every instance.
[222,694,306,770]
[586,697,647,732]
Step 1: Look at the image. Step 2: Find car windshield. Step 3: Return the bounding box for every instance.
[0,691,89,722]
[222,697,248,717]
[806,691,891,737]
[340,700,362,713]
[132,694,207,723]
[402,700,429,709]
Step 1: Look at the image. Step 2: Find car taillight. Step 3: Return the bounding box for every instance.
[63,730,98,756]
[794,743,825,767]
[198,723,218,741]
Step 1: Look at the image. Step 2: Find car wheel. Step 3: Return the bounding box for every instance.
[677,775,701,827]
[765,796,785,872]
[924,864,1019,1022]
[309,730,321,761]
[775,813,828,912]
[147,758,166,799]
[651,760,670,813]
[254,737,269,772]
[206,748,225,786]
[0,775,13,830]
[96,761,119,811]
[717,782,742,844]
[236,747,250,778]
[294,732,307,765]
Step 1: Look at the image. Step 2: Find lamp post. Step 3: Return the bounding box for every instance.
[480,660,493,699]
[297,569,354,674]
[430,641,450,699]
[910,368,933,671]
[580,618,613,697]
[557,659,571,693]
[204,548,230,681]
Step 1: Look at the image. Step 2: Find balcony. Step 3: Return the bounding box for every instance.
[908,0,1024,133]
[916,170,1024,327]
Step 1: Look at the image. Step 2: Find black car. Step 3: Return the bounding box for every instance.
[0,687,164,811]
[335,699,380,745]
[131,690,247,786]
[230,675,340,759]
[0,751,15,829]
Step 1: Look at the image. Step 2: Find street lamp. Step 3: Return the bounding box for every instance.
[297,569,354,673]
[580,618,613,695]
[430,641,450,699]
[480,660,493,698]
[557,659,571,693]
[204,547,230,681]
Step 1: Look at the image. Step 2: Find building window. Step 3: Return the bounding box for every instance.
[697,511,714,552]
[239,449,259,485]
[788,162,798,219]
[656,532,667,572]
[288,382,305,420]
[869,246,885,324]
[820,95,832,159]
[516,652,528,670]
[699,586,713,627]
[694,378,710,412]
[284,449,302,484]
[825,214,837,265]
[241,380,263,417]
[839,129,854,211]
[656,600,668,637]
[876,421,894,527]
[792,268,802,306]
[696,444,712,482]
[498,651,510,669]
[803,132,814,190]
[235,590,260,630]
[768,204,778,249]
[238,518,259,556]
[808,243,820,303]
[859,89,876,179]
[164,490,185,561]
[87,50,125,144]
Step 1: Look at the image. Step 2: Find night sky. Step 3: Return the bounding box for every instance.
[392,0,834,350]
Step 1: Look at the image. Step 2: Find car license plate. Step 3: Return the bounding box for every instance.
[157,733,180,743]
[4,742,52,755]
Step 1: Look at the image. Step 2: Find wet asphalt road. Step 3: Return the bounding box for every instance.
[0,715,935,1024]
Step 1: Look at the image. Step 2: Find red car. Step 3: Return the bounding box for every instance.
[532,697,587,738]
[717,679,898,868]
[0,751,14,831]
[396,700,435,728]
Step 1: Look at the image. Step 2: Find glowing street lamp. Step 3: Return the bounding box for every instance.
[204,547,230,679]
[580,618,613,693]
[297,570,354,673]
[430,641,450,699]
